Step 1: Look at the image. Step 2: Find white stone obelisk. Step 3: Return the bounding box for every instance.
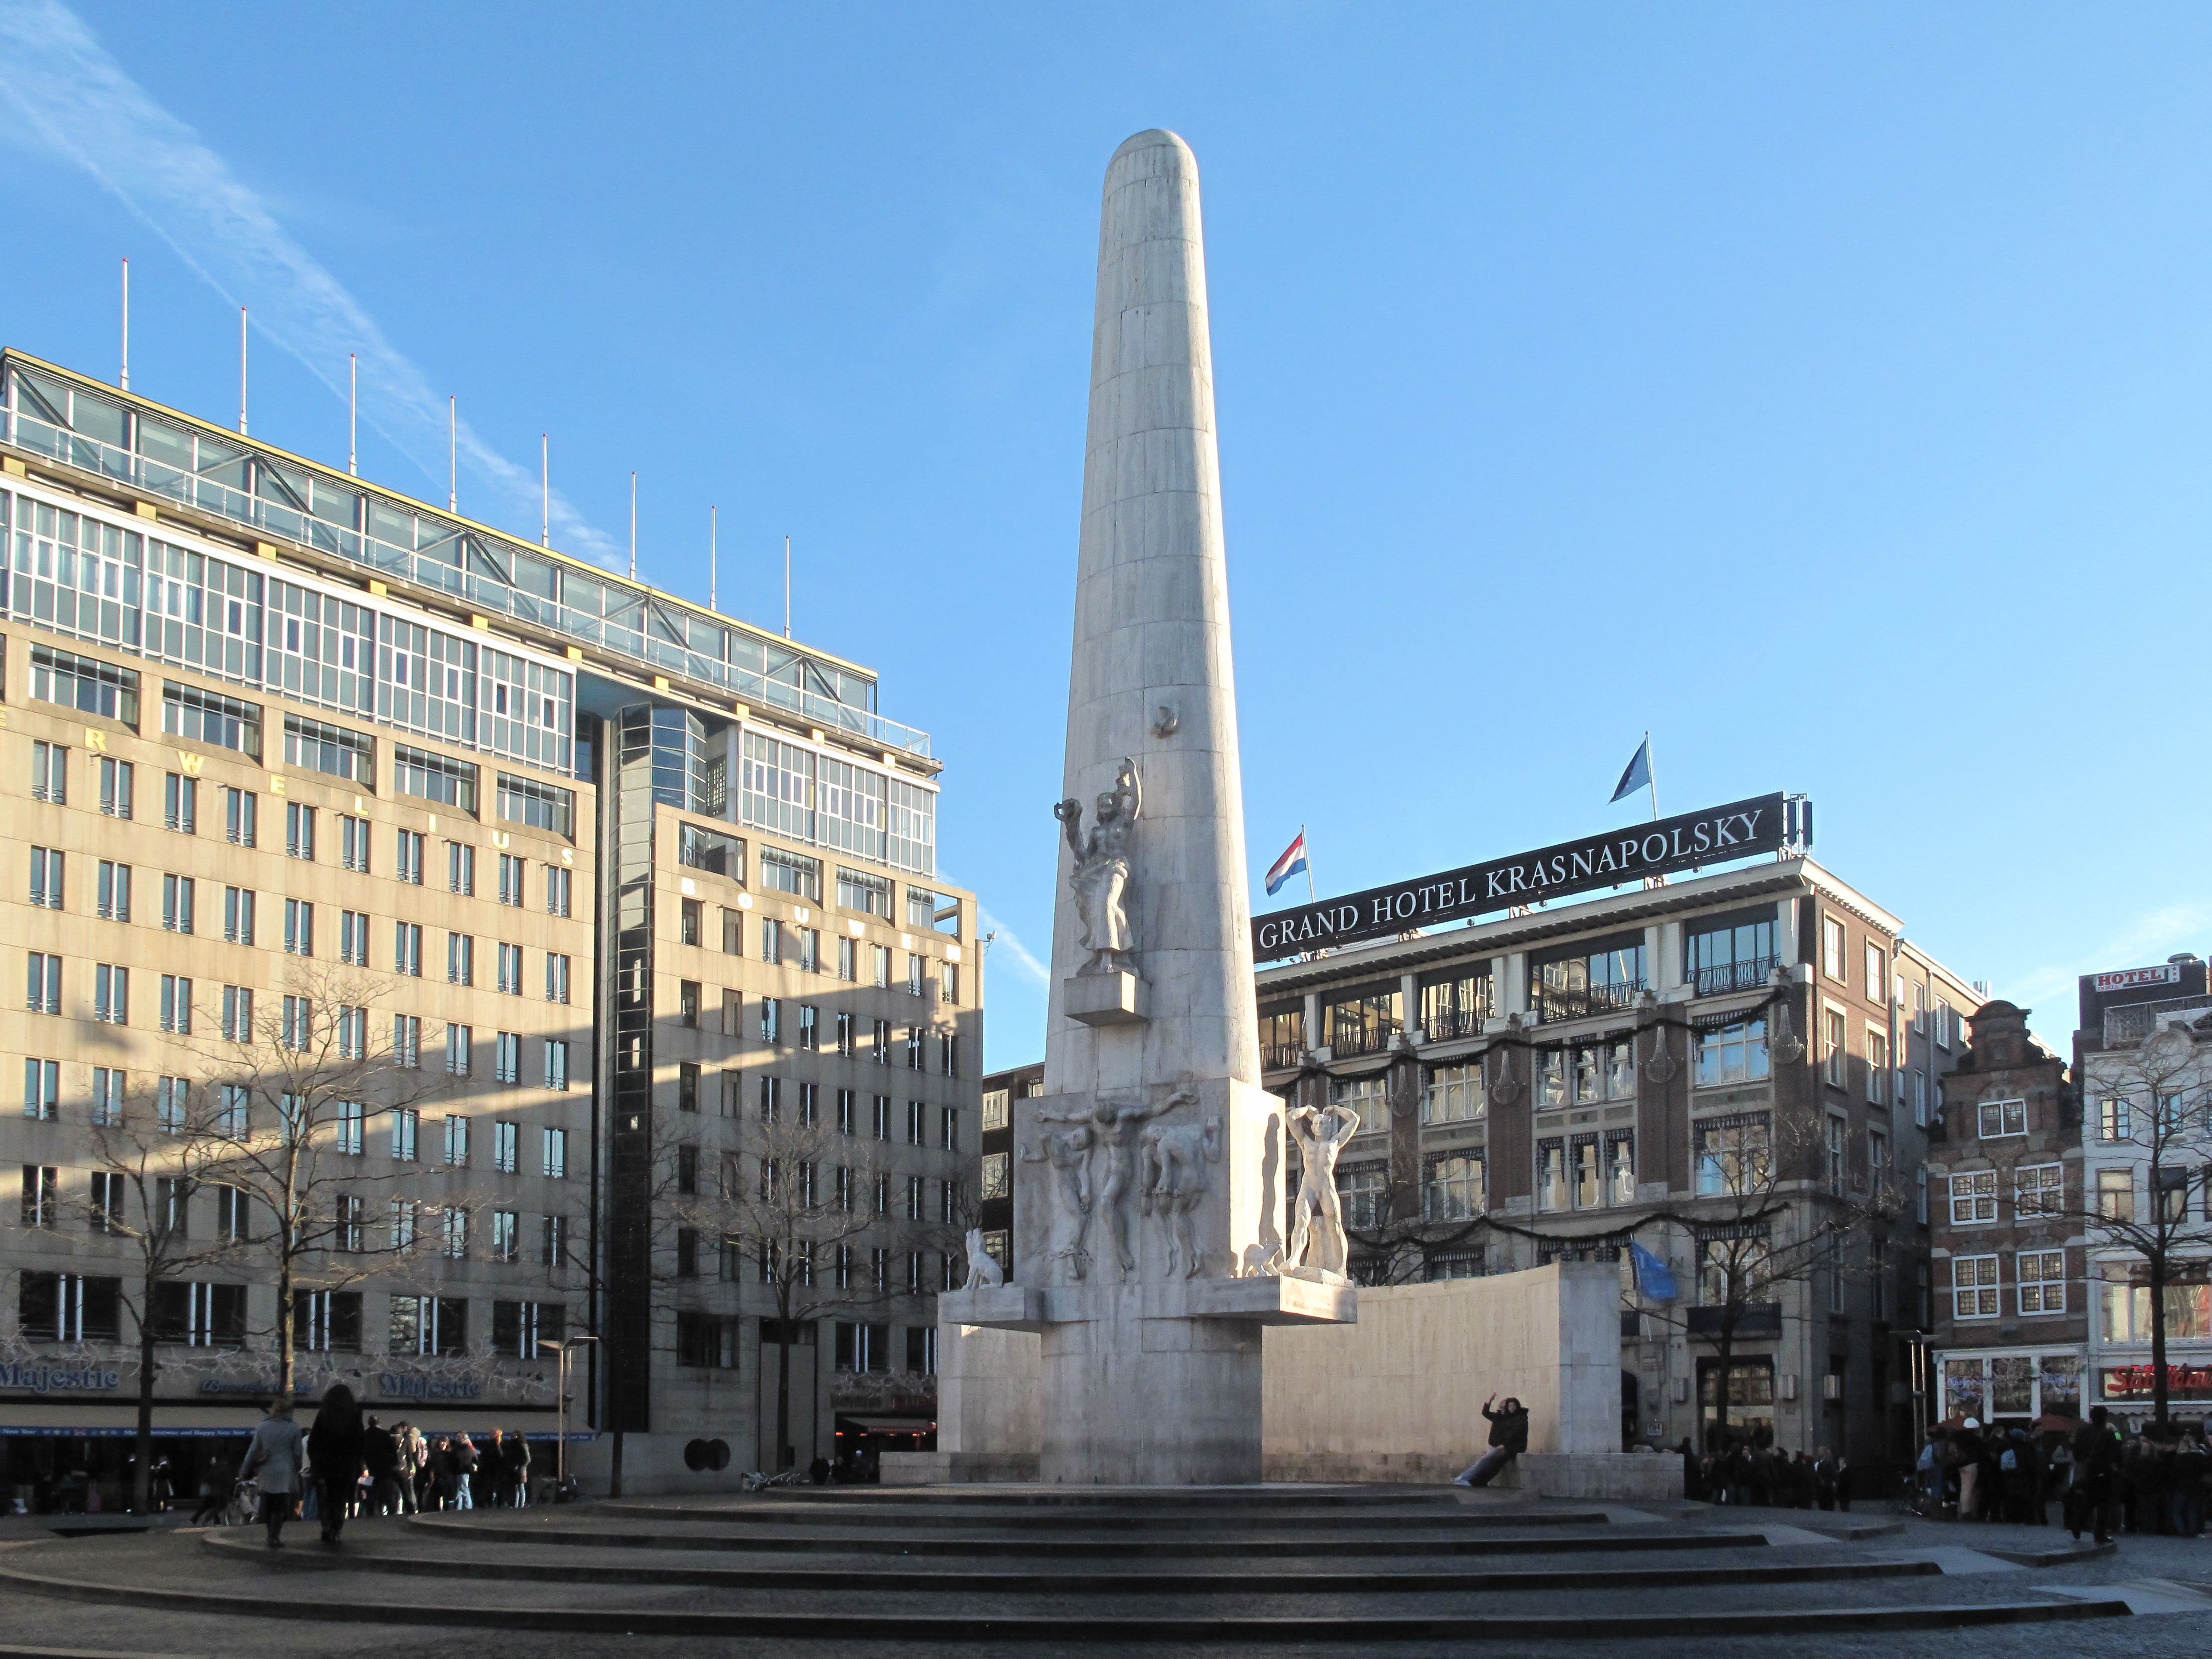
[947,129,1352,1487]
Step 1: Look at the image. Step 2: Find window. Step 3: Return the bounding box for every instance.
[2100,1277,2212,1343]
[90,1067,123,1127]
[295,1290,363,1352]
[26,847,61,910]
[798,927,821,974]
[1425,1151,1485,1221]
[1694,1017,1769,1088]
[907,1099,926,1147]
[545,953,571,1004]
[543,1126,568,1178]
[1696,1113,1771,1195]
[678,1062,700,1113]
[22,1060,56,1121]
[838,1088,856,1135]
[164,681,260,756]
[873,1017,891,1062]
[906,952,925,997]
[279,993,310,1048]
[980,1151,1010,1200]
[680,897,702,946]
[389,1199,418,1250]
[391,1108,420,1161]
[1868,1126,1888,1186]
[1910,1069,1927,1128]
[838,936,857,981]
[759,847,821,901]
[216,1084,247,1135]
[1825,1116,1846,1194]
[1935,997,1954,1049]
[940,1032,960,1079]
[1535,1137,1567,1211]
[448,933,474,986]
[162,874,195,934]
[285,801,316,861]
[1821,915,1846,982]
[393,921,423,977]
[446,1024,473,1076]
[941,961,960,1005]
[34,644,140,725]
[93,964,128,1024]
[981,1088,1009,1133]
[335,1099,364,1156]
[164,771,196,832]
[1570,1039,1636,1104]
[907,1027,924,1071]
[2096,1168,2134,1222]
[1684,909,1778,996]
[388,1295,467,1355]
[448,841,476,896]
[544,1039,569,1091]
[1977,1099,2027,1139]
[487,1210,518,1264]
[872,945,891,988]
[85,1169,122,1233]
[26,952,60,1015]
[335,909,369,967]
[2018,1250,2066,1316]
[394,744,478,813]
[1418,967,1493,1040]
[494,1031,520,1084]
[941,1104,960,1150]
[677,1143,700,1196]
[1949,1168,1997,1224]
[836,1321,892,1373]
[760,1076,783,1122]
[442,1207,468,1259]
[676,1312,738,1369]
[20,1274,123,1343]
[678,821,744,876]
[759,996,781,1044]
[494,942,522,995]
[491,770,575,837]
[98,757,133,820]
[2016,1163,2062,1216]
[396,829,424,884]
[284,898,314,956]
[1952,1255,2000,1320]
[1531,939,1645,1023]
[760,917,782,965]
[214,1186,250,1241]
[546,864,571,916]
[223,886,256,944]
[1865,943,1887,1005]
[839,866,891,916]
[331,1196,366,1253]
[494,1300,566,1357]
[873,1095,891,1141]
[30,740,66,803]
[150,1280,248,1347]
[1822,1009,1846,1087]
[798,1004,818,1049]
[2099,1097,2131,1142]
[1865,1031,1888,1102]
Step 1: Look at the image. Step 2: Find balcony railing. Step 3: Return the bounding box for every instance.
[1534,979,1646,1024]
[1690,956,1779,997]
[1261,1042,1304,1072]
[2104,998,2212,1048]
[1423,1006,1488,1042]
[1330,1021,1401,1058]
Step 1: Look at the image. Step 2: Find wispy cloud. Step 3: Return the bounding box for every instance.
[0,0,618,565]
[2000,899,2212,1045]
[977,906,1050,988]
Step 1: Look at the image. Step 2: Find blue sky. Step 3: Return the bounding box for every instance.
[3,2,2208,1066]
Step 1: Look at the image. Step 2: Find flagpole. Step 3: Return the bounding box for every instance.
[1302,825,1316,901]
[1645,731,1658,822]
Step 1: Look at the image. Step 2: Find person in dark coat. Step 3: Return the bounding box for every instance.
[306,1384,366,1545]
[506,1431,533,1508]
[1452,1395,1530,1488]
[361,1416,403,1516]
[424,1436,455,1511]
[2072,1406,2123,1544]
[451,1434,478,1509]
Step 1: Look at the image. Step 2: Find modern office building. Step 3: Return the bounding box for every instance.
[2072,955,2212,1426]
[1926,1001,2084,1426]
[976,1062,1043,1277]
[0,351,977,1508]
[1252,833,1983,1471]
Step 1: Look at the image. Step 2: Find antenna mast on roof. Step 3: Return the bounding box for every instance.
[784,534,791,639]
[710,506,718,612]
[348,355,358,476]
[541,435,549,547]
[448,397,457,512]
[119,259,128,391]
[237,307,248,435]
[629,472,637,580]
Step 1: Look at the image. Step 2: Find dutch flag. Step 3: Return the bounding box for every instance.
[1265,831,1309,897]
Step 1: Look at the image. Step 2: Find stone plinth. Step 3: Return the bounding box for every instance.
[1063,972,1149,1027]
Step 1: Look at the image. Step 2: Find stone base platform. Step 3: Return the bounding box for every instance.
[1253,1452,1683,1501]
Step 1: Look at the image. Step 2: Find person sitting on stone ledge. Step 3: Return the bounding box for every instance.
[1452,1395,1529,1488]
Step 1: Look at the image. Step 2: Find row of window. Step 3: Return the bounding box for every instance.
[673,1239,962,1296]
[19,1271,566,1357]
[671,1315,939,1376]
[676,900,959,1001]
[672,1071,959,1149]
[1948,1261,2212,1334]
[16,645,575,831]
[675,988,960,1077]
[676,820,957,935]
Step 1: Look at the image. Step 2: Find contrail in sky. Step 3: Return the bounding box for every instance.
[977,905,1051,988]
[0,0,619,565]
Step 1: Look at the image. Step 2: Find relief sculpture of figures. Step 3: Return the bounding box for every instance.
[1054,757,1141,977]
[1037,1093,1178,1281]
[1285,1102,1362,1280]
[1020,1124,1096,1282]
[1139,1105,1220,1279]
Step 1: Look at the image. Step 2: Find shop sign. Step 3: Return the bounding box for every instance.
[2094,964,2183,994]
[1252,793,1790,961]
[0,1362,119,1393]
[2101,1363,2212,1401]
[375,1372,483,1401]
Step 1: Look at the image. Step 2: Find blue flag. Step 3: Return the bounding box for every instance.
[1631,1241,1677,1301]
[1610,738,1651,804]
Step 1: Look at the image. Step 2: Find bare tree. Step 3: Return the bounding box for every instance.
[177,963,446,1398]
[2057,1021,2212,1431]
[679,1105,948,1472]
[83,1081,245,1514]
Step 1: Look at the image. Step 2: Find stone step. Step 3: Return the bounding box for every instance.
[0,1551,2133,1641]
[405,1513,1759,1559]
[593,1499,1608,1532]
[203,1527,1943,1594]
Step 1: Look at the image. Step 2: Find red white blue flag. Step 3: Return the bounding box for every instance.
[1265,831,1309,897]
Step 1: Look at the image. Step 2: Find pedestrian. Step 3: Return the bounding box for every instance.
[396,1422,426,1514]
[2171,1428,2207,1538]
[1954,1419,1984,1521]
[238,1398,305,1549]
[362,1415,403,1516]
[809,1454,831,1487]
[507,1430,533,1508]
[306,1384,366,1545]
[486,1429,512,1507]
[425,1436,455,1511]
[1452,1394,1529,1488]
[451,1434,478,1509]
[2071,1405,2123,1545]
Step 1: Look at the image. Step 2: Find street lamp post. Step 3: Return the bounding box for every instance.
[540,1334,598,1494]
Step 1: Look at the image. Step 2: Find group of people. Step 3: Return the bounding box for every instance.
[1681,1435,1854,1509]
[236,1388,535,1547]
[1920,1405,2207,1542]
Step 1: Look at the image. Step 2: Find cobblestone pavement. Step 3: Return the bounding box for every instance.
[0,1508,2208,1658]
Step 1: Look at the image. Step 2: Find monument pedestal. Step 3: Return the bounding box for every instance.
[1062,972,1148,1027]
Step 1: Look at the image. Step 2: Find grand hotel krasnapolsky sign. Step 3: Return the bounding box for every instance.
[1251,792,1791,963]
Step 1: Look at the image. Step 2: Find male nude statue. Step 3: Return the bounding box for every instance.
[1286,1102,1362,1278]
[1037,1091,1184,1280]
[1053,757,1141,976]
[1140,1112,1222,1279]
[1020,1123,1096,1281]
